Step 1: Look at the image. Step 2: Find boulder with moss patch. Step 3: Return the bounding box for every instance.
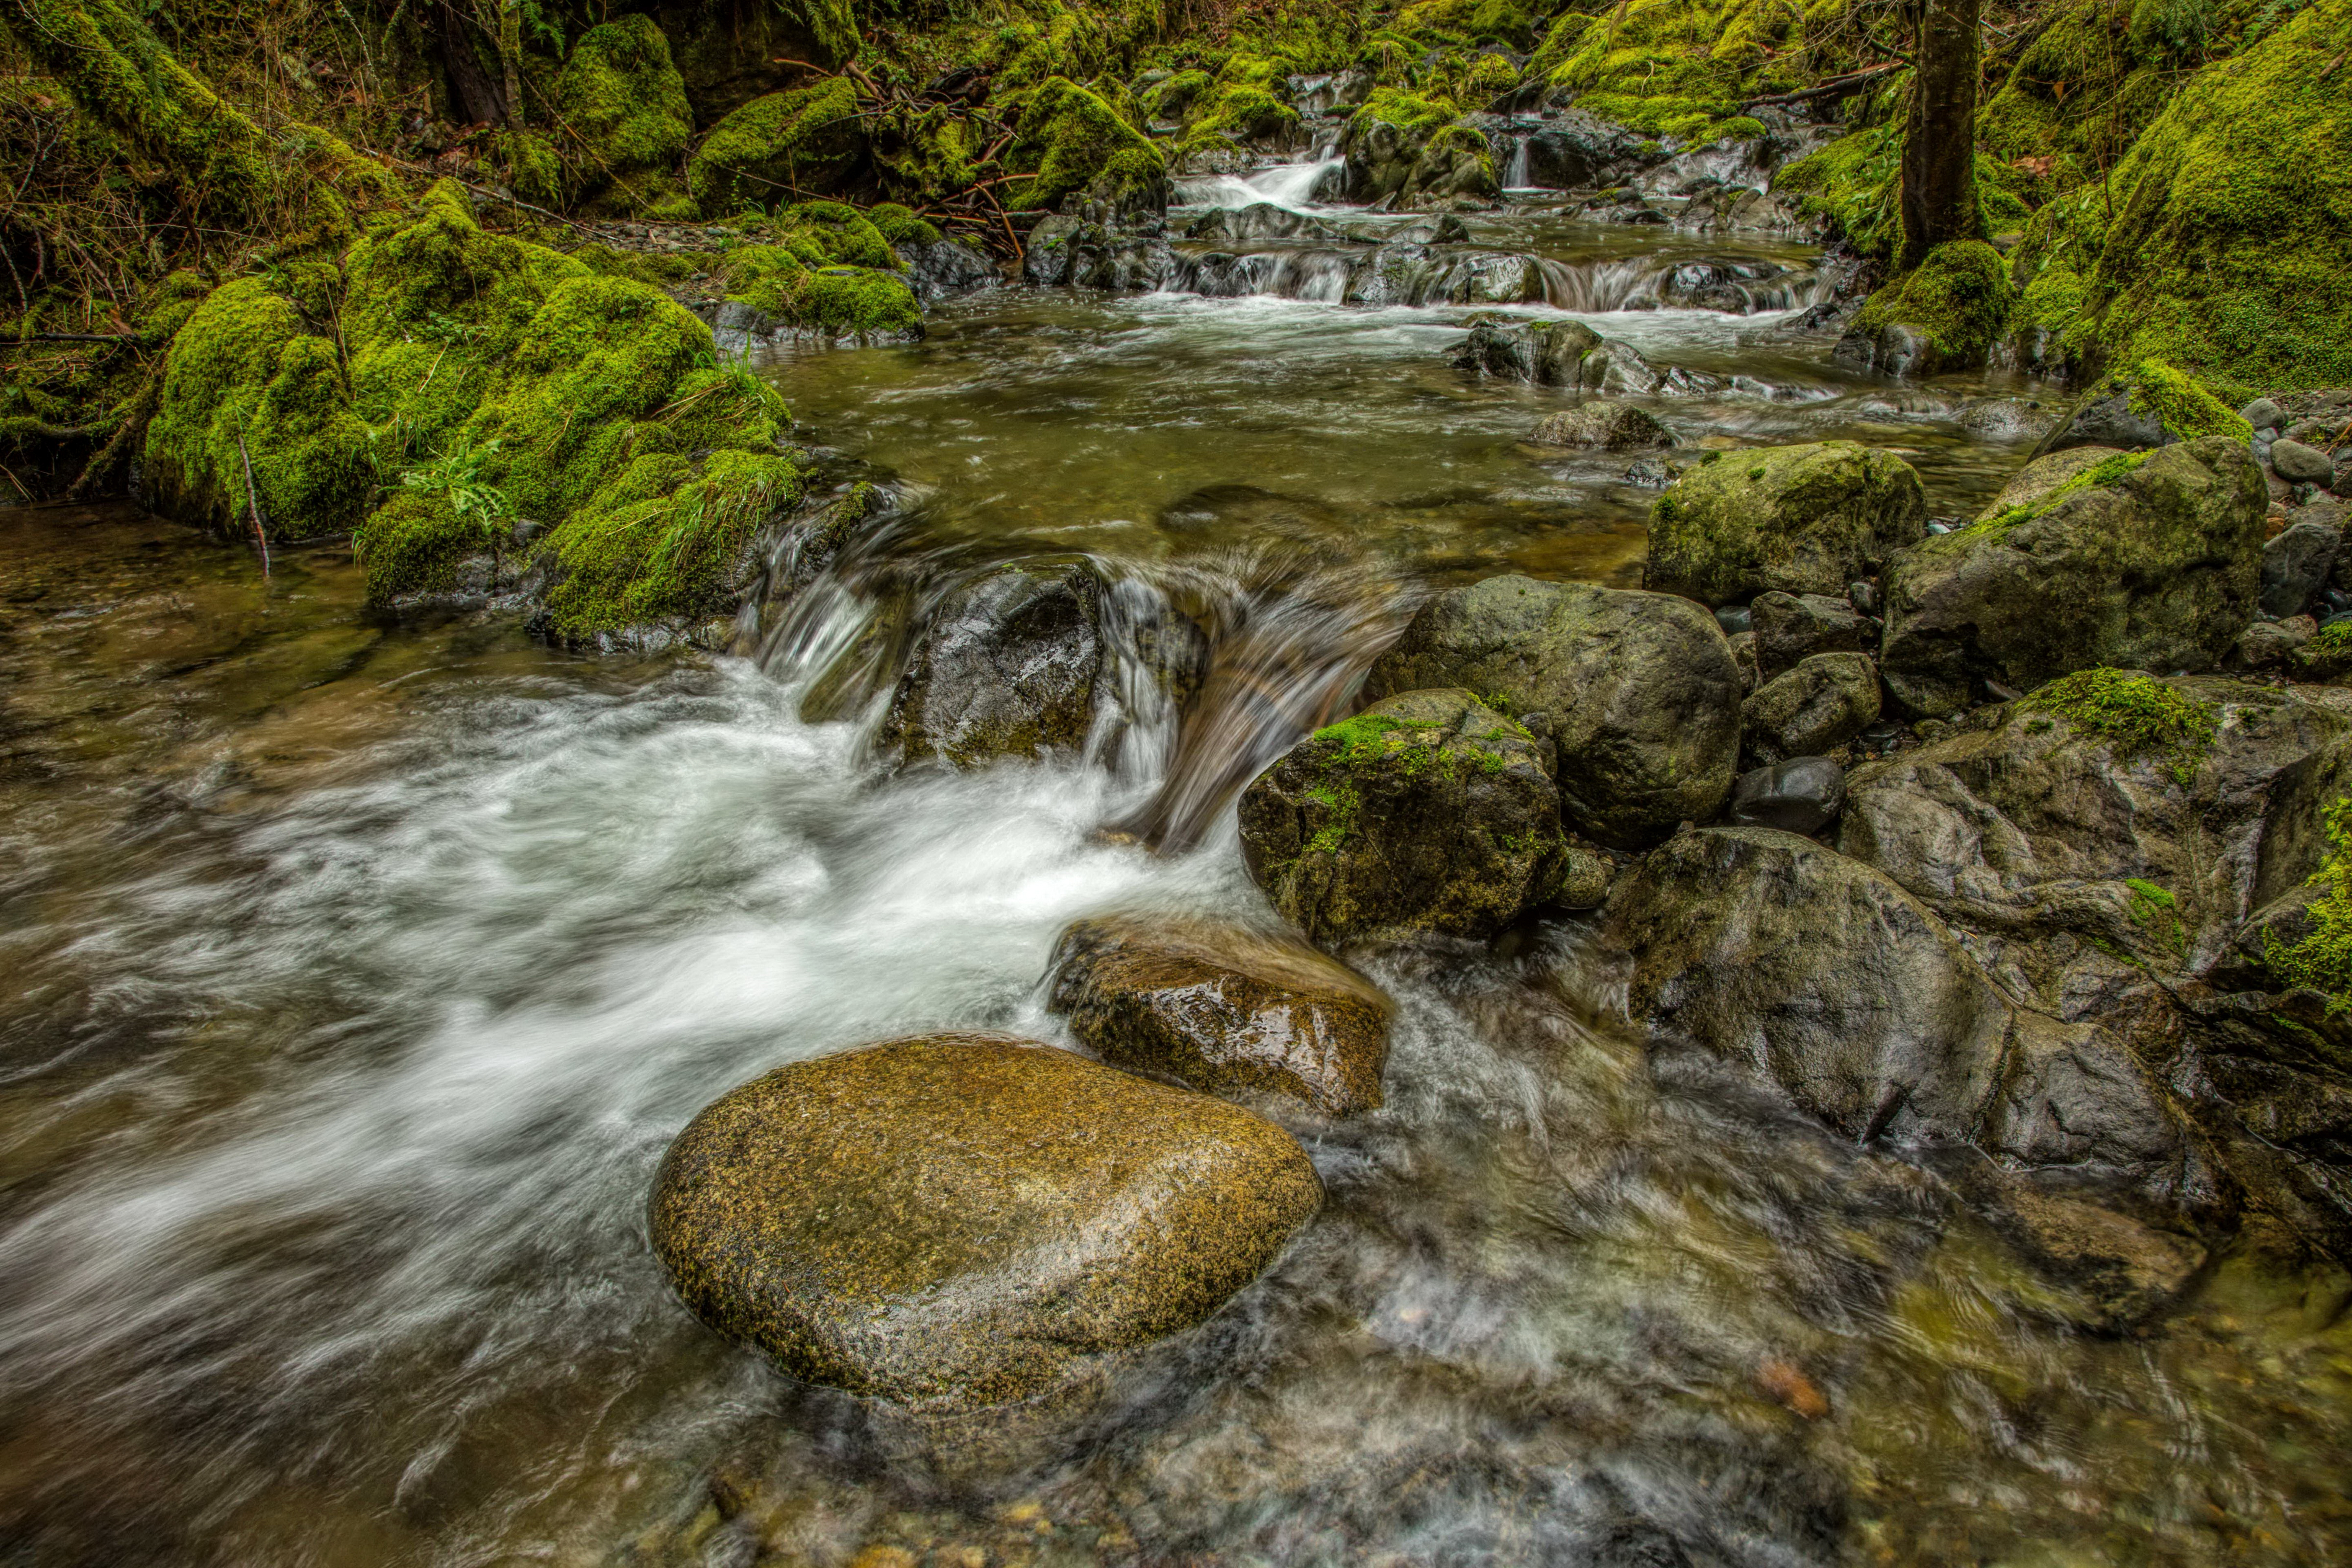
[1836,241,2013,376]
[1400,122,1501,207]
[1879,439,2265,716]
[1645,441,1927,607]
[650,1033,1321,1410]
[2034,364,2255,456]
[1238,689,1582,946]
[1362,576,1741,847]
[1047,915,1394,1113]
[1339,89,1456,201]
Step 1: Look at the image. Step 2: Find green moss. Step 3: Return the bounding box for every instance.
[556,14,695,212]
[1972,449,2154,535]
[145,277,372,539]
[1853,241,2014,368]
[2264,797,2352,1011]
[2040,0,2352,397]
[2127,361,2256,442]
[721,245,923,336]
[2313,620,2352,654]
[1003,77,1167,214]
[688,78,863,213]
[2024,667,2218,780]
[2125,876,2187,953]
[570,244,703,288]
[1400,0,1539,46]
[540,447,803,637]
[1144,70,1214,122]
[1350,87,1459,139]
[1545,0,1804,121]
[1773,127,1901,257]
[1181,81,1301,148]
[498,129,567,210]
[866,203,941,249]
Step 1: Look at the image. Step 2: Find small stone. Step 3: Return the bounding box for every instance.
[1046,915,1393,1113]
[1848,579,1879,616]
[1727,629,1760,693]
[2271,438,2337,486]
[1925,520,1952,535]
[1740,653,1882,764]
[1623,456,1676,488]
[2236,616,2315,670]
[1750,589,1868,677]
[1724,756,1845,836]
[1715,604,1751,635]
[2259,520,2341,618]
[2239,396,2285,431]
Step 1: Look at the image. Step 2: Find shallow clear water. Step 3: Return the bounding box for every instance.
[1,187,2348,1568]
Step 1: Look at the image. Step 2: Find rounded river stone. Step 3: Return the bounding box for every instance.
[650,1033,1322,1410]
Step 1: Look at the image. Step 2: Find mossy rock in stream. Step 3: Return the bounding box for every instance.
[1837,241,2014,377]
[1645,441,1927,608]
[1002,76,1169,216]
[649,1032,1322,1409]
[1879,439,2265,716]
[1364,577,1741,848]
[1238,688,1595,946]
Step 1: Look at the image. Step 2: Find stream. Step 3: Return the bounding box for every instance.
[1,164,2347,1568]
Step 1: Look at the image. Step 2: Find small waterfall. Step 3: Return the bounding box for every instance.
[1173,155,1345,213]
[1504,136,1533,191]
[1529,257,1670,312]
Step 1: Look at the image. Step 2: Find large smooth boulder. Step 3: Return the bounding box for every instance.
[1877,438,2267,717]
[650,1033,1321,1408]
[1238,688,1574,945]
[1645,442,1928,607]
[1048,915,1393,1113]
[1362,575,1742,847]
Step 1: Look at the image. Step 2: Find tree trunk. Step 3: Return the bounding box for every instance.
[496,1,524,132]
[433,0,508,127]
[1897,0,1982,272]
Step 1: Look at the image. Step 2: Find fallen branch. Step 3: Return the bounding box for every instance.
[233,427,271,578]
[1742,61,1905,109]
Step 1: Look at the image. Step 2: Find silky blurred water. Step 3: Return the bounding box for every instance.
[0,210,2345,1567]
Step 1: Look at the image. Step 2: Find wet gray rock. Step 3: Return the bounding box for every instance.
[1740,654,1881,765]
[1646,442,1928,607]
[1047,915,1393,1113]
[1021,215,1178,290]
[1878,438,2266,717]
[2034,384,2174,455]
[1454,317,1602,383]
[1531,400,1674,451]
[1363,575,1743,847]
[1238,688,1576,945]
[2236,615,2316,670]
[1604,827,2014,1142]
[1514,109,1652,189]
[1578,338,1725,397]
[1340,112,1433,202]
[1724,756,1846,835]
[2241,397,2286,433]
[2272,438,2337,487]
[2261,520,2341,619]
[894,236,997,301]
[877,564,1108,767]
[1400,128,1501,206]
[650,1033,1321,1410]
[1185,202,1340,244]
[1372,214,1470,245]
[1750,590,1868,678]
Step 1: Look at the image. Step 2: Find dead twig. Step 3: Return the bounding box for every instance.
[233,426,271,578]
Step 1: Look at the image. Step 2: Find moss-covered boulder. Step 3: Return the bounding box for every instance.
[1238,689,1582,946]
[650,1033,1321,1409]
[2033,364,2254,456]
[2006,0,2352,398]
[715,202,924,341]
[1973,446,2127,522]
[1364,575,1742,847]
[1400,122,1501,207]
[556,15,696,216]
[1003,77,1168,216]
[1047,915,1394,1113]
[1645,442,1926,608]
[1836,241,2014,376]
[336,182,801,639]
[142,277,372,538]
[1338,89,1455,201]
[687,78,864,213]
[1879,440,2266,716]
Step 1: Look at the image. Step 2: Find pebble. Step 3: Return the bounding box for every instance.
[1715,604,1751,635]
[1848,579,1879,616]
[1925,520,1952,535]
[2271,438,2336,486]
[2241,396,2286,432]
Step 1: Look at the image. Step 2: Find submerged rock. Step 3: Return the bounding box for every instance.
[1238,688,1573,946]
[1048,915,1393,1113]
[1184,202,1341,244]
[1994,1180,2208,1332]
[1878,439,2265,716]
[1530,400,1674,451]
[1363,575,1742,847]
[650,1033,1321,1409]
[1645,443,1928,607]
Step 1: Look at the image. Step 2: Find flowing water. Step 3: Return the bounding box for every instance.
[3,170,2349,1568]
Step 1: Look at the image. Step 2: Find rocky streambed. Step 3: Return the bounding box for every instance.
[2,166,2351,1568]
